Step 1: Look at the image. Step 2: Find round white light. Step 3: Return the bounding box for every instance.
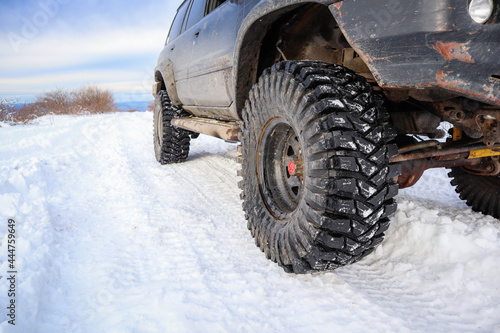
[469,0,494,24]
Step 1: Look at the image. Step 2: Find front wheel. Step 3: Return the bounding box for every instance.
[238,61,400,273]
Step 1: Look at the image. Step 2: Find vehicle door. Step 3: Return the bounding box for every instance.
[165,0,194,99]
[181,0,241,109]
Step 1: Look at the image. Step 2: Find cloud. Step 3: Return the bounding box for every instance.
[0,0,179,33]
[0,67,155,98]
[1,28,166,72]
[0,0,181,101]
[0,27,163,101]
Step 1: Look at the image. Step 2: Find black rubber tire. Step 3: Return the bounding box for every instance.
[153,90,191,164]
[449,167,500,218]
[238,61,400,273]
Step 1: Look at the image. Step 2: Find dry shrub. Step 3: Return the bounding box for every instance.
[2,86,117,124]
[34,88,73,115]
[0,98,17,123]
[11,88,73,123]
[147,100,155,111]
[14,103,42,123]
[72,86,117,114]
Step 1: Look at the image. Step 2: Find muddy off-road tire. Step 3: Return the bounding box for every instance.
[153,90,191,164]
[449,166,500,218]
[238,61,400,273]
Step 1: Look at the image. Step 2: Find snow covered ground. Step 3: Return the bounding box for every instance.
[0,112,499,333]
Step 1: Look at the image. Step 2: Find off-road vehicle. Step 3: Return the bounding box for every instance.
[153,0,500,273]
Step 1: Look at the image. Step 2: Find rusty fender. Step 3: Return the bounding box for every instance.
[330,0,500,106]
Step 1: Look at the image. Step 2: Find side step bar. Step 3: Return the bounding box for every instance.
[171,117,240,142]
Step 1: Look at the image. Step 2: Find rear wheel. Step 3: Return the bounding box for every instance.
[449,165,500,218]
[239,61,400,273]
[153,90,191,164]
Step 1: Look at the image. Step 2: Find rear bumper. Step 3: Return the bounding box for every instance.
[330,0,500,105]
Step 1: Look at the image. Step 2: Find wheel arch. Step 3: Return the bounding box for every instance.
[154,60,182,105]
[233,0,372,118]
[154,70,166,94]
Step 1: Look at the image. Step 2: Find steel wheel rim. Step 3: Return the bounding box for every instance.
[155,100,163,145]
[257,117,304,219]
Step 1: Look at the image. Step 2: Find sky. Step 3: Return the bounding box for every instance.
[0,0,182,103]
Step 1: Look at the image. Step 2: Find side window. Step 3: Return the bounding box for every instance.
[206,0,226,14]
[167,0,190,43]
[184,0,207,31]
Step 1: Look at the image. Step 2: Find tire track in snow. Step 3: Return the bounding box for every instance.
[121,147,255,331]
[113,116,422,332]
[335,187,500,332]
[85,115,253,332]
[105,115,414,332]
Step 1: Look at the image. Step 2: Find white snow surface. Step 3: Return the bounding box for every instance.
[0,112,499,333]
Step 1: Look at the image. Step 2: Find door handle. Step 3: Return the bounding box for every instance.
[194,31,200,38]
[170,45,175,52]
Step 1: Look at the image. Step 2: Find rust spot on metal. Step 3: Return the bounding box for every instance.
[397,156,480,188]
[436,71,500,105]
[398,159,426,188]
[431,41,474,63]
[436,70,464,88]
[332,2,342,16]
[484,84,494,93]
[226,128,240,142]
